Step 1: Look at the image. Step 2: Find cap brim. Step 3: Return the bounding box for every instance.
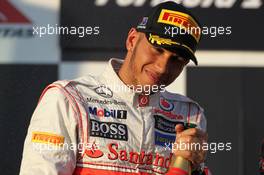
[162,44,198,65]
[144,32,198,65]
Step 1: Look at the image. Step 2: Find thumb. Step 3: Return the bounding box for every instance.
[175,123,184,135]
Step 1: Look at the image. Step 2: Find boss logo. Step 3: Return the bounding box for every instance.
[90,119,128,141]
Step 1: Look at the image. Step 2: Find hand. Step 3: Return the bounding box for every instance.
[172,124,208,169]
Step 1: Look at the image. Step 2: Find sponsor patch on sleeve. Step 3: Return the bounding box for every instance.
[155,131,176,148]
[31,131,65,146]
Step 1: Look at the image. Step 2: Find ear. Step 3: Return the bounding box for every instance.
[126,28,139,52]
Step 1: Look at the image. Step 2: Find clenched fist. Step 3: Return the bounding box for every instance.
[173,124,208,169]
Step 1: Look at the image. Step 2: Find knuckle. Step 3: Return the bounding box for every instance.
[186,136,192,143]
[192,128,198,135]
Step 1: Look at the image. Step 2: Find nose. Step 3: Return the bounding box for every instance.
[154,54,171,74]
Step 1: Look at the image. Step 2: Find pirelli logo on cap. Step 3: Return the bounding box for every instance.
[158,9,201,42]
[32,132,64,146]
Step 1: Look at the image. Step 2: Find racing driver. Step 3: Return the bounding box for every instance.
[20,1,211,175]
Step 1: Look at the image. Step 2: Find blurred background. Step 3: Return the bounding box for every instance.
[0,0,263,174]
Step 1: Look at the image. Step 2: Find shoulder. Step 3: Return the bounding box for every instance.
[38,75,97,106]
[51,75,98,89]
[160,90,204,111]
[157,90,206,130]
[160,90,207,130]
[43,75,100,97]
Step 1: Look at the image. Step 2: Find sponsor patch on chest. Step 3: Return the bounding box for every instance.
[154,115,184,148]
[89,119,128,141]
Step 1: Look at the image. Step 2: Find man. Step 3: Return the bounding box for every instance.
[20,1,210,175]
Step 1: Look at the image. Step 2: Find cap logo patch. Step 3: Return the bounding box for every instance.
[140,17,148,26]
[149,33,177,46]
[148,34,194,54]
[137,17,148,29]
[157,9,201,42]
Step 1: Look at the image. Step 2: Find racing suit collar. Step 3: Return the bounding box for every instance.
[99,58,138,104]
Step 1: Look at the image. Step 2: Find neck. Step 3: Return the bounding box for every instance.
[118,58,134,87]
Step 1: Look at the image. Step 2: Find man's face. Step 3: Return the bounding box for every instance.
[125,29,189,88]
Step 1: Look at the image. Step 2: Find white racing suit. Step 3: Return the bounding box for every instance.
[20,58,210,175]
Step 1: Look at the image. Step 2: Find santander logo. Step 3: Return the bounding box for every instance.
[85,149,104,158]
[85,143,103,158]
[85,142,173,169]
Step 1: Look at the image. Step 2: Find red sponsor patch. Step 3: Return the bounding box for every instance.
[153,108,184,120]
[85,142,103,158]
[157,9,201,42]
[159,97,174,111]
[107,143,172,168]
[138,95,149,107]
[85,149,104,158]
